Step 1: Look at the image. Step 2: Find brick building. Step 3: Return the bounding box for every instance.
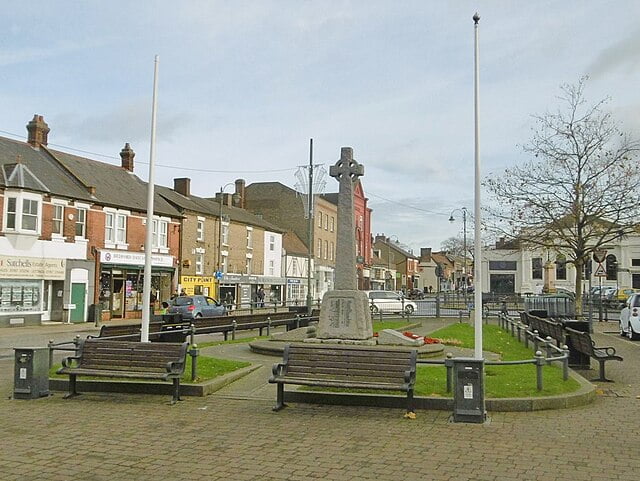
[0,115,182,326]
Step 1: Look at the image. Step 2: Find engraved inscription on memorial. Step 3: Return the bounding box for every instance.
[328,297,353,330]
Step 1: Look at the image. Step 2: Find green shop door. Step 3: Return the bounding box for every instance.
[70,283,86,323]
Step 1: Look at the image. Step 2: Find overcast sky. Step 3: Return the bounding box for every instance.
[2,1,639,253]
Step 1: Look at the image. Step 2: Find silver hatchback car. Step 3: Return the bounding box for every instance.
[168,295,227,320]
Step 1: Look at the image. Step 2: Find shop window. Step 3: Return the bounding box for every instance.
[0,280,41,313]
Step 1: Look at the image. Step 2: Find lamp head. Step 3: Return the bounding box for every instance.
[448,215,455,223]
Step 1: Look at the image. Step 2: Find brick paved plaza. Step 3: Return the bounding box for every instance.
[1,321,639,481]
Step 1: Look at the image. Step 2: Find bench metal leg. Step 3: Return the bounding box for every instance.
[407,388,415,414]
[594,360,613,382]
[171,378,181,404]
[63,374,80,399]
[273,383,286,411]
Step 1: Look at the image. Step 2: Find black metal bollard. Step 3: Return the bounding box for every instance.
[445,353,454,393]
[535,351,544,391]
[562,345,570,381]
[190,323,196,346]
[48,339,54,369]
[267,317,272,337]
[295,314,300,329]
[232,320,237,341]
[189,344,199,382]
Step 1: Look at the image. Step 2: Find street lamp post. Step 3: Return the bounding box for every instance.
[217,183,236,300]
[387,235,399,291]
[449,207,468,296]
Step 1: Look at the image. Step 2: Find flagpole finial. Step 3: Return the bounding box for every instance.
[473,12,480,24]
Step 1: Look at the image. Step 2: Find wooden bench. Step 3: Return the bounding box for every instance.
[268,344,417,413]
[57,339,188,403]
[177,313,318,340]
[90,322,164,341]
[564,328,623,382]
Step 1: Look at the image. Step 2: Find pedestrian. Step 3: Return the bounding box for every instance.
[160,301,169,315]
[224,292,234,310]
[179,288,187,296]
[257,287,265,308]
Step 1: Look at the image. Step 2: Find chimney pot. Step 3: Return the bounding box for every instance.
[120,143,135,172]
[26,114,50,147]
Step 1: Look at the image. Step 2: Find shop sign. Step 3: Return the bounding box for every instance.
[100,249,174,268]
[0,255,66,280]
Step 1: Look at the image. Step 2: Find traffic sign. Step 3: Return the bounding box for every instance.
[593,264,606,277]
[593,249,607,263]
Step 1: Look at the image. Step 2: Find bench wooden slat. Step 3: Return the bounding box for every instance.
[57,339,188,403]
[269,343,417,413]
[564,328,623,382]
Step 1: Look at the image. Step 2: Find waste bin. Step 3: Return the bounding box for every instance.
[453,358,486,423]
[559,319,591,369]
[14,348,50,399]
[160,323,189,343]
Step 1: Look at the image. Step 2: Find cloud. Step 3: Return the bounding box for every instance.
[588,29,640,78]
[54,101,191,145]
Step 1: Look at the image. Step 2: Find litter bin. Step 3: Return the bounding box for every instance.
[453,358,486,423]
[559,319,591,369]
[14,348,50,399]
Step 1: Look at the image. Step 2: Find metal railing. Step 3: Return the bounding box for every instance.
[415,312,570,393]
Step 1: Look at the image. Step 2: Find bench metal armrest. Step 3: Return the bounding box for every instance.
[404,369,416,385]
[61,356,81,368]
[166,360,185,374]
[271,362,286,377]
[600,346,617,356]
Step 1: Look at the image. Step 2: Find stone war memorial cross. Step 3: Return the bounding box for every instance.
[314,147,374,343]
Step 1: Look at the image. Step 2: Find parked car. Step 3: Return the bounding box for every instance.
[406,288,425,300]
[619,293,640,339]
[365,290,417,315]
[167,295,227,320]
[553,287,575,299]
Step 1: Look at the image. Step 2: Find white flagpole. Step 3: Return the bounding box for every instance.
[473,13,483,360]
[141,55,159,343]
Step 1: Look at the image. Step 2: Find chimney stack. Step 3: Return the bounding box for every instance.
[420,248,432,262]
[234,178,246,208]
[174,178,191,197]
[26,115,50,148]
[120,143,135,172]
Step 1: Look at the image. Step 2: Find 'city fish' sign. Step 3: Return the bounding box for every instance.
[0,255,66,280]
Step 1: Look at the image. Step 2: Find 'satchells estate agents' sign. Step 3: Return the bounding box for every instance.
[0,255,66,280]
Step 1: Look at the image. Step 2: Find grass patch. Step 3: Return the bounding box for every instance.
[196,336,266,349]
[304,323,581,398]
[49,354,250,384]
[371,320,413,332]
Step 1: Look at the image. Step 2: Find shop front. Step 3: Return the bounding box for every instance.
[219,274,286,309]
[97,249,175,320]
[0,255,67,327]
[179,276,216,297]
[285,278,308,306]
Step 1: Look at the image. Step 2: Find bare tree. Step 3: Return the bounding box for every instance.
[484,78,640,311]
[440,236,467,258]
